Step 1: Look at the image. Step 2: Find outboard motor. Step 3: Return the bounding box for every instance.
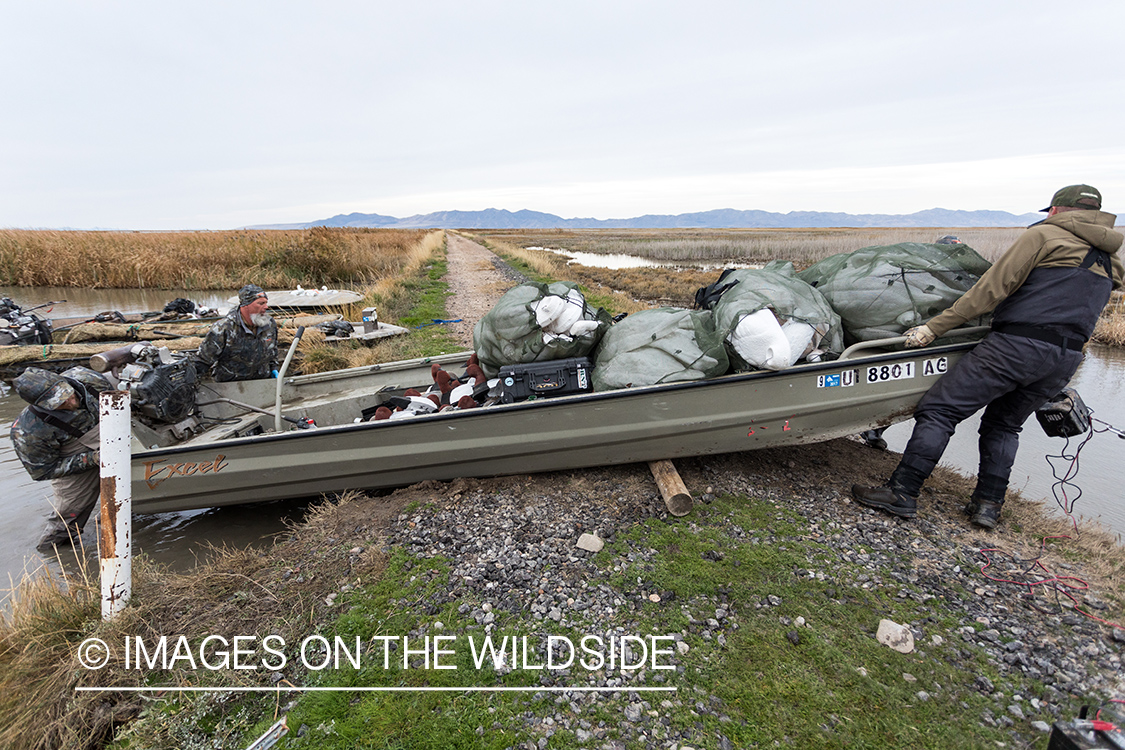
[163,298,197,315]
[91,343,201,432]
[315,319,354,337]
[0,298,53,346]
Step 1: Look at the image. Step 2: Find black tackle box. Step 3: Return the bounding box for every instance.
[497,357,593,402]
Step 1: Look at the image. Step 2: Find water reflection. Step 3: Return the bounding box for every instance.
[129,498,318,565]
[528,247,757,271]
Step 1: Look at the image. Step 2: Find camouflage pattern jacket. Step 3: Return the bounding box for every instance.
[194,309,279,382]
[10,368,112,481]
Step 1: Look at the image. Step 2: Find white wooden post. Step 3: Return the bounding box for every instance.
[99,389,132,619]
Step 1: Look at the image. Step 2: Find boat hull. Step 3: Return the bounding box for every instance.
[130,342,975,513]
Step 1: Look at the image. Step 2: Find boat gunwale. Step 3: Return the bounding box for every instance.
[135,339,980,460]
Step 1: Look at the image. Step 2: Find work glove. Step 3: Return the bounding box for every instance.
[903,324,935,348]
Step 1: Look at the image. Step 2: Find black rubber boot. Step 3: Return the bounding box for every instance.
[970,500,1003,529]
[851,485,917,518]
[851,463,926,519]
[966,473,1007,529]
[36,529,78,553]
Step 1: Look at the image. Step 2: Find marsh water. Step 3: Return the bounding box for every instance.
[529,246,758,271]
[2,286,1123,602]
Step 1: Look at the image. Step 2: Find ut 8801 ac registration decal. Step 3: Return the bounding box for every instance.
[865,356,948,384]
[815,357,949,389]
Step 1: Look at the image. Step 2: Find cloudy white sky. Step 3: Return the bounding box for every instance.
[2,1,1123,229]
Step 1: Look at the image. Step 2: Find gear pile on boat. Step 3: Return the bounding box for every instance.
[0,296,54,346]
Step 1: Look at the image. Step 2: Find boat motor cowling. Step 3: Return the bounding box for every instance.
[0,299,53,346]
[109,344,200,425]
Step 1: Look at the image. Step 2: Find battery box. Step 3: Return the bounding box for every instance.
[1036,387,1091,438]
[497,357,592,403]
[1048,704,1125,750]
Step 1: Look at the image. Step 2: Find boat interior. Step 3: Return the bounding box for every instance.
[130,352,478,452]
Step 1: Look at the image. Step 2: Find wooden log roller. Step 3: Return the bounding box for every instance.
[648,459,693,516]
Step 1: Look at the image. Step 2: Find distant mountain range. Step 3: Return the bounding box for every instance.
[250,207,1042,230]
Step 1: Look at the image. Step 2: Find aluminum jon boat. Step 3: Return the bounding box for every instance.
[129,329,987,514]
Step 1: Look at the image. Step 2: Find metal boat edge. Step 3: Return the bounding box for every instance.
[129,335,983,514]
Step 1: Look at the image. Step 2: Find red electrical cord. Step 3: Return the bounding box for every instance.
[975,426,1123,632]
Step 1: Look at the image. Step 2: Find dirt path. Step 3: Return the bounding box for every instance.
[442,232,524,347]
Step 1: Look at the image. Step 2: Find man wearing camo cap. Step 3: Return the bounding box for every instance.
[853,185,1123,529]
[10,366,113,552]
[194,283,279,382]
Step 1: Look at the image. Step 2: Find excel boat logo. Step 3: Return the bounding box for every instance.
[143,455,229,489]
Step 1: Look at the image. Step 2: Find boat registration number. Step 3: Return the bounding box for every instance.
[865,357,948,384]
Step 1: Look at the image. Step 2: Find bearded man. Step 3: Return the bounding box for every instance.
[194,284,279,382]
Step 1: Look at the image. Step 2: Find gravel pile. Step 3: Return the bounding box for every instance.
[371,444,1124,749]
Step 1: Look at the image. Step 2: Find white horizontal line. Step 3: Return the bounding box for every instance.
[75,686,677,693]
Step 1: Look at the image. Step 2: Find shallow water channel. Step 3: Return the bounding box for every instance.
[2,286,1123,600]
[529,246,757,271]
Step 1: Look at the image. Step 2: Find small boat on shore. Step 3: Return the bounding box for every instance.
[126,330,986,514]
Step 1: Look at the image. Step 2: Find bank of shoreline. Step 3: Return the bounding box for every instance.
[7,436,1121,749]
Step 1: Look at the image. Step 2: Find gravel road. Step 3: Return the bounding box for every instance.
[442,232,528,347]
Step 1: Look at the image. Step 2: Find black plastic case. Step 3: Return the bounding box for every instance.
[497,357,592,402]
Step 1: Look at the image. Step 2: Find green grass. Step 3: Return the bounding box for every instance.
[297,254,462,374]
[96,482,1092,750]
[589,497,1042,749]
[199,493,1075,750]
[366,257,462,360]
[256,552,539,749]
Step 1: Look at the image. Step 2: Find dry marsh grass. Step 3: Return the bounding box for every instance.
[298,231,455,374]
[347,229,446,321]
[475,227,1026,267]
[469,235,668,314]
[471,227,1031,313]
[0,230,447,377]
[0,491,398,750]
[1093,291,1125,346]
[0,227,432,290]
[0,552,121,750]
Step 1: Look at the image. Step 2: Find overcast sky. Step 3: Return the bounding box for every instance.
[3,1,1123,229]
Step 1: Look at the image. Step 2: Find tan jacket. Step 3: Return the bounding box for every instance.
[927,210,1124,337]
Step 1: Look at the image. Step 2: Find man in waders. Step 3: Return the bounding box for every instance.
[852,185,1124,528]
[10,366,113,552]
[194,283,279,382]
[860,235,966,452]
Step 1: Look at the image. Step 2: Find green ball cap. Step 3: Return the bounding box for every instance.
[1041,184,1101,212]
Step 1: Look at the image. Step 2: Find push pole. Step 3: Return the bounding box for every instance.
[275,326,304,433]
[99,389,132,619]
